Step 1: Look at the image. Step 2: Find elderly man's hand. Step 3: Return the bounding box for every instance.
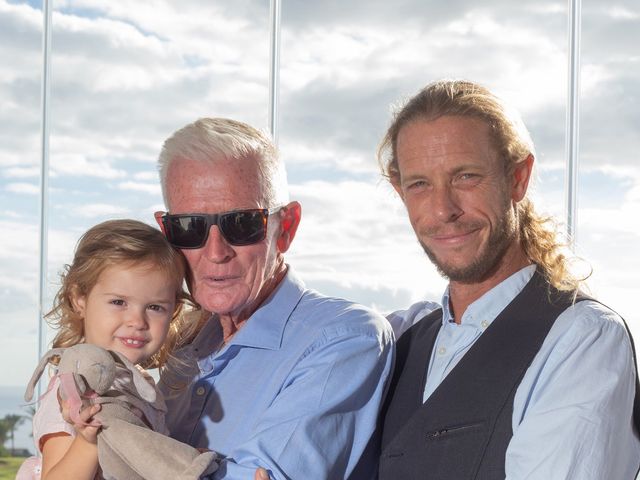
[255,467,270,480]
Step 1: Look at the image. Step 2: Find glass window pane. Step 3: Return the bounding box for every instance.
[578,0,640,339]
[0,0,43,453]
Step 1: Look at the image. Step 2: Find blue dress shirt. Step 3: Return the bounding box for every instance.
[388,265,640,479]
[160,268,394,479]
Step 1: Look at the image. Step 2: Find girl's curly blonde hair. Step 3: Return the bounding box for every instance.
[47,219,204,369]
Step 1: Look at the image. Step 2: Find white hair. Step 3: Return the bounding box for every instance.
[158,118,289,209]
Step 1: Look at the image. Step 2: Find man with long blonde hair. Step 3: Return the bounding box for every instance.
[378,80,640,479]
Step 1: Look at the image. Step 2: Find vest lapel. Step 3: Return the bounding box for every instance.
[379,271,571,480]
[380,309,442,449]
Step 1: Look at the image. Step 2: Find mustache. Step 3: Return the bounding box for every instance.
[417,221,484,237]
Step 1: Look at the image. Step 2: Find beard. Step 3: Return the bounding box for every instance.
[419,205,518,284]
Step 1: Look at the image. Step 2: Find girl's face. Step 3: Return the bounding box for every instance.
[72,262,177,365]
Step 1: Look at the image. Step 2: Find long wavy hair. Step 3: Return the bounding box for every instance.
[47,219,205,369]
[378,79,586,292]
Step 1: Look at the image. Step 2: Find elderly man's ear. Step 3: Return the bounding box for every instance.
[276,201,301,253]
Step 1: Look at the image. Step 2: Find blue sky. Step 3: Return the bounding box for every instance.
[1,0,639,395]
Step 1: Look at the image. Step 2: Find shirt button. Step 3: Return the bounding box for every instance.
[438,347,447,355]
[195,386,206,396]
[481,320,489,329]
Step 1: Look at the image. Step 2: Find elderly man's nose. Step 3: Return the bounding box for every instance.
[204,226,234,262]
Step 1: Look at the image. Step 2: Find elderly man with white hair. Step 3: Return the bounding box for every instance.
[155,118,394,480]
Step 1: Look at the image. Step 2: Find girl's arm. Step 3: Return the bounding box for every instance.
[41,433,98,480]
[41,404,101,480]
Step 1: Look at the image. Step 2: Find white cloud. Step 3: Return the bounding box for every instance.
[51,153,127,179]
[606,6,639,20]
[627,184,640,203]
[579,204,640,236]
[117,181,160,195]
[70,203,130,218]
[0,210,22,218]
[0,220,41,317]
[133,171,159,181]
[148,202,167,213]
[0,1,41,84]
[5,182,39,194]
[281,140,377,173]
[3,166,40,178]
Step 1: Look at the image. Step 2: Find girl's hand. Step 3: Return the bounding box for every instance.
[73,404,102,444]
[60,397,102,444]
[42,387,101,479]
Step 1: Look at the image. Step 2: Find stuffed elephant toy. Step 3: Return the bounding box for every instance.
[25,343,218,480]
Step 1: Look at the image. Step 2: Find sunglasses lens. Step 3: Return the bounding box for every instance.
[219,210,267,245]
[166,215,208,248]
[163,210,269,249]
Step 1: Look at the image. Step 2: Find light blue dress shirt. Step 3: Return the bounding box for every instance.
[388,265,640,479]
[159,268,394,479]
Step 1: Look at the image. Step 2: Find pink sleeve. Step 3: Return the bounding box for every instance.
[32,376,75,452]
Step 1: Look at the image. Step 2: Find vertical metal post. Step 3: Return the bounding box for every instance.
[565,0,581,249]
[38,0,53,397]
[268,0,282,145]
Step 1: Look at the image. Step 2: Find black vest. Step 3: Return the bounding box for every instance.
[379,271,640,480]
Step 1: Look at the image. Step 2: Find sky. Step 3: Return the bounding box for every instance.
[0,0,639,399]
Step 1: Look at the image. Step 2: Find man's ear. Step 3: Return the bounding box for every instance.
[276,201,301,253]
[154,211,167,235]
[511,154,535,203]
[391,178,405,201]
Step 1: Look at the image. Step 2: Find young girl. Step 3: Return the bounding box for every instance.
[17,219,200,480]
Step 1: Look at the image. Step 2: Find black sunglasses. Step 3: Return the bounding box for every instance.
[157,208,281,249]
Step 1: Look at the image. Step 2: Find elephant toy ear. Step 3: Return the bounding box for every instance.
[24,348,66,401]
[109,351,157,403]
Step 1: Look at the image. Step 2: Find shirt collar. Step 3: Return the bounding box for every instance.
[440,264,537,328]
[222,265,305,351]
[186,266,305,358]
[441,289,454,324]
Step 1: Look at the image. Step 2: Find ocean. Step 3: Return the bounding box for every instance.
[0,386,35,454]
